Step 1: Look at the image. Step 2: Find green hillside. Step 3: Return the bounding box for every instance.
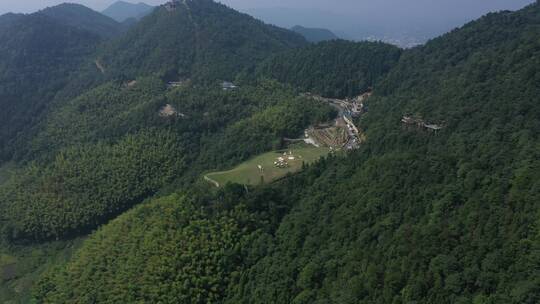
[0,1,538,303]
[225,4,540,303]
[99,0,307,81]
[0,13,23,28]
[0,11,104,163]
[0,79,332,243]
[32,2,540,304]
[40,3,121,38]
[33,194,257,303]
[0,3,323,299]
[253,40,402,98]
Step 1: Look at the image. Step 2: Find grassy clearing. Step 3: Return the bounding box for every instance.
[205,145,330,187]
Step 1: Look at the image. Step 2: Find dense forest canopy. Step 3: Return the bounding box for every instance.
[99,0,307,82]
[0,78,333,243]
[0,0,307,164]
[0,1,539,303]
[252,40,402,98]
[0,11,105,163]
[39,3,121,38]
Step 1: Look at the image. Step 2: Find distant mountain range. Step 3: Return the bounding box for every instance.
[291,25,339,42]
[102,1,154,22]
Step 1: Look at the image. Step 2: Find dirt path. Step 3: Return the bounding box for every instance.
[95,59,106,74]
[204,175,220,188]
[182,0,202,61]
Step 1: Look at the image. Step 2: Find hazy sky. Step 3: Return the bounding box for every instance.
[0,0,534,15]
[0,0,535,43]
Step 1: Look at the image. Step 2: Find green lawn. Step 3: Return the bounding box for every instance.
[205,146,330,187]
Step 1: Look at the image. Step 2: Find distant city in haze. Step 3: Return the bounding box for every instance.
[0,0,535,47]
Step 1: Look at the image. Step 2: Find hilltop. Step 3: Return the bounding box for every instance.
[102,1,154,22]
[99,0,306,81]
[0,13,23,27]
[40,3,121,38]
[291,25,339,42]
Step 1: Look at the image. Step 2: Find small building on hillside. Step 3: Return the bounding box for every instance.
[167,81,183,88]
[159,104,186,118]
[401,115,425,127]
[424,123,444,131]
[222,81,238,90]
[165,0,180,11]
[402,115,444,132]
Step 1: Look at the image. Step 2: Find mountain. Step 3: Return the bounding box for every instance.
[0,0,317,291]
[291,25,339,42]
[99,0,307,81]
[0,10,104,163]
[0,1,538,303]
[229,4,540,303]
[253,40,402,98]
[102,1,155,22]
[0,13,23,28]
[0,0,312,243]
[40,3,121,38]
[31,2,540,303]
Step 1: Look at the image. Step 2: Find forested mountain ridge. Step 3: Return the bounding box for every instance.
[225,3,540,303]
[0,0,538,303]
[0,0,317,244]
[99,0,307,81]
[0,78,333,241]
[0,0,307,164]
[0,10,105,163]
[253,40,402,98]
[39,3,122,38]
[291,25,339,43]
[0,13,23,28]
[33,2,540,303]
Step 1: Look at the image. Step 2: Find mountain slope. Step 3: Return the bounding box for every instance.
[0,77,333,241]
[33,2,540,304]
[0,12,103,163]
[33,194,258,303]
[40,3,121,38]
[254,40,402,98]
[291,25,339,42]
[227,4,540,303]
[100,0,307,81]
[0,13,23,28]
[102,1,154,22]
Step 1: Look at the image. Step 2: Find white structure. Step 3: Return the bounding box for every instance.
[222,81,238,90]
